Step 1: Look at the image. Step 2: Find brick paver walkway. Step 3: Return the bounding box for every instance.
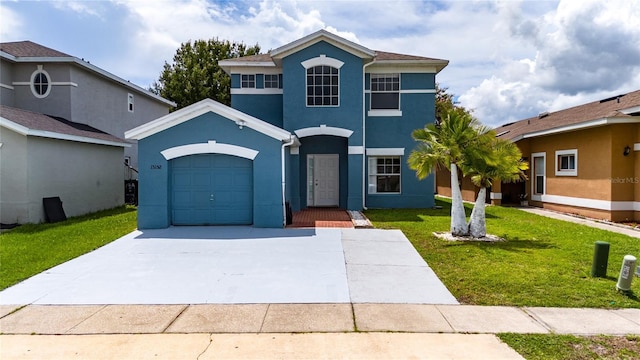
[289,208,353,228]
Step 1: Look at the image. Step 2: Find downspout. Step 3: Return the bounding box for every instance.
[362,60,375,210]
[281,135,296,227]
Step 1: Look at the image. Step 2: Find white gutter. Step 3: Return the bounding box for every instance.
[362,60,375,210]
[281,136,296,227]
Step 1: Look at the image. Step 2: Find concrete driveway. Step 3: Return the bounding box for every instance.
[0,227,457,305]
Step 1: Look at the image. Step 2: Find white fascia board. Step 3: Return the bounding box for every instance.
[621,105,640,115]
[228,67,281,75]
[125,98,291,142]
[1,117,130,147]
[7,55,175,107]
[522,117,640,139]
[367,63,446,74]
[271,30,375,59]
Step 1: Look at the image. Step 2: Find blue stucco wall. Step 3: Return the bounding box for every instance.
[137,111,285,229]
[281,41,364,147]
[231,94,283,127]
[364,72,436,209]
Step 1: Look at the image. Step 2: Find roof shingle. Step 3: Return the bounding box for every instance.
[0,105,127,145]
[496,89,640,141]
[0,41,71,58]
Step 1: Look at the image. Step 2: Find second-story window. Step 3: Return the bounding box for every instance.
[264,74,280,88]
[241,74,255,88]
[371,74,400,110]
[30,66,51,98]
[128,93,134,113]
[306,65,338,106]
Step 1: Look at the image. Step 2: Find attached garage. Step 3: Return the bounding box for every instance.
[171,154,253,225]
[125,99,295,229]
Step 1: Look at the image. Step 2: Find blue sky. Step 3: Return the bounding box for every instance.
[2,0,639,127]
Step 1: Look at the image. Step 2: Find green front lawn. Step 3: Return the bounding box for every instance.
[498,334,640,360]
[0,206,137,290]
[366,198,640,308]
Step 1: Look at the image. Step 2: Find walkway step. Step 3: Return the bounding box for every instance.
[347,210,373,228]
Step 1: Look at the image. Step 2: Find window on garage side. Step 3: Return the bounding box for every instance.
[370,73,400,110]
[368,156,401,194]
[555,149,577,176]
[532,152,546,198]
[241,74,256,88]
[306,65,339,106]
[264,74,280,88]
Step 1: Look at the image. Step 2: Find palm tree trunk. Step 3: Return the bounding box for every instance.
[468,187,487,238]
[450,163,468,236]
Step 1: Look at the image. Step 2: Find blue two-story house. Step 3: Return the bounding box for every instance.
[126,30,448,228]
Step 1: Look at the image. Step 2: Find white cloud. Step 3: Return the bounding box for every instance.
[0,3,24,40]
[458,0,640,127]
[52,1,104,18]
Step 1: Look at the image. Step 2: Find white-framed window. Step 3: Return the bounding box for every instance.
[127,93,134,113]
[306,65,339,107]
[264,74,279,88]
[370,73,400,110]
[532,152,546,199]
[555,149,577,176]
[368,156,401,194]
[241,74,255,88]
[30,66,51,98]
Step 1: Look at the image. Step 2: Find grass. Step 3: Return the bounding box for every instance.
[498,334,640,360]
[365,197,640,308]
[0,206,137,290]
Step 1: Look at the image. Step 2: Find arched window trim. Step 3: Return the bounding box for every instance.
[30,66,51,99]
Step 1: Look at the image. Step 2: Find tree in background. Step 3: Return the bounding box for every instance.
[151,38,260,110]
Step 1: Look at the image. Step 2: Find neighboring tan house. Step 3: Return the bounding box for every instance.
[436,89,640,222]
[126,30,448,228]
[0,41,174,224]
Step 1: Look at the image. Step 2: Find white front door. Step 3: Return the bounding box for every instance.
[307,154,339,206]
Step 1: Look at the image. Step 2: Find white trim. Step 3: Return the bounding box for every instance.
[271,29,376,60]
[219,62,276,69]
[366,64,443,74]
[531,152,546,197]
[231,88,283,95]
[30,67,51,98]
[399,89,437,94]
[554,149,578,177]
[13,81,78,87]
[368,110,403,117]
[290,147,300,155]
[0,117,130,148]
[621,105,640,115]
[125,98,291,141]
[538,194,640,212]
[366,148,405,156]
[633,143,640,151]
[301,55,344,69]
[161,140,258,161]
[517,117,640,141]
[0,83,14,90]
[294,125,353,138]
[490,192,502,200]
[348,146,364,154]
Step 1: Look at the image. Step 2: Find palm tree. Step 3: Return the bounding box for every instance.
[408,109,489,236]
[463,137,529,238]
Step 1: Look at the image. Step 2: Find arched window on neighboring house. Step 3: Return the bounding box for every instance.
[30,67,51,98]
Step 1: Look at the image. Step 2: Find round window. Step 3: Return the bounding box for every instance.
[30,68,51,98]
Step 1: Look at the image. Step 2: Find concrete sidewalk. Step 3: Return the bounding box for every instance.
[1,304,638,360]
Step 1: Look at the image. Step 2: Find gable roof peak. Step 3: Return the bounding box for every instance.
[270,29,376,59]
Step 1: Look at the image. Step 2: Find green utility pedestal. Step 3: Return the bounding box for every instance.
[591,241,610,278]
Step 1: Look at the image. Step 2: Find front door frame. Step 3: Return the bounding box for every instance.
[307,154,339,207]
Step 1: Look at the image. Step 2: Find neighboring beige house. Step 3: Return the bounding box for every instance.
[436,89,640,222]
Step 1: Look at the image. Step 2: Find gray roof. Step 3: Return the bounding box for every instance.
[0,105,129,147]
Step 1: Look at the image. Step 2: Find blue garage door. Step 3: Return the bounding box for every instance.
[171,154,253,225]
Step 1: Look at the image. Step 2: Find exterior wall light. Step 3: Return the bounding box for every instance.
[623,145,631,156]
